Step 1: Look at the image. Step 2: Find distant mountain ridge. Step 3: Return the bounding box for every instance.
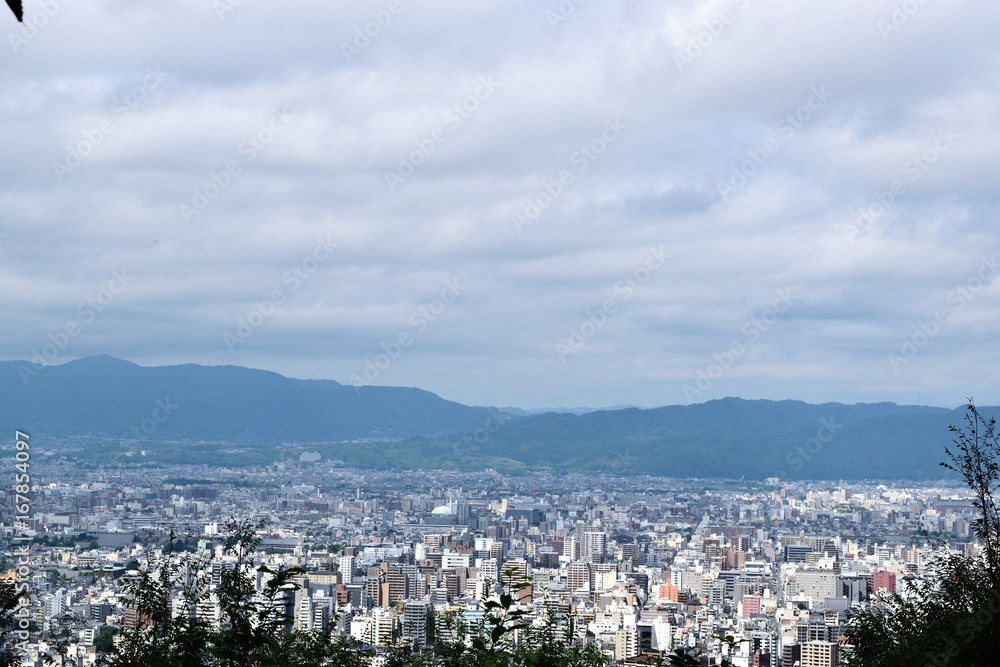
[499,405,642,416]
[0,355,494,441]
[0,356,983,479]
[406,397,972,480]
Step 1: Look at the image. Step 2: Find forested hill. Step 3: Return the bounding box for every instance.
[0,356,986,479]
[0,355,493,441]
[397,398,980,480]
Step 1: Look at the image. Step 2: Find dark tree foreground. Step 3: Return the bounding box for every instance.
[847,401,1000,666]
[5,0,21,22]
[99,518,607,667]
[100,519,368,667]
[0,581,26,667]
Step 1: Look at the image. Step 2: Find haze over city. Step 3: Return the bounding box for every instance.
[3,1,999,410]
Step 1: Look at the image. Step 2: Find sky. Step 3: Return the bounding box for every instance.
[1,0,999,410]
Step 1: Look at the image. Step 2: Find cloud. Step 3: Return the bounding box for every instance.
[1,0,998,409]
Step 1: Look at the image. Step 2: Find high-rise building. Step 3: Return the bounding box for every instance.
[590,562,618,594]
[782,642,801,667]
[659,582,680,602]
[503,559,531,602]
[339,555,355,584]
[785,544,812,563]
[726,549,746,570]
[741,594,761,617]
[441,552,471,570]
[46,589,67,618]
[480,557,499,585]
[800,640,839,667]
[563,535,579,560]
[871,570,896,593]
[385,566,408,605]
[748,627,778,663]
[839,574,870,603]
[444,571,464,601]
[364,576,384,607]
[196,593,220,629]
[581,532,608,563]
[294,593,313,631]
[435,607,464,644]
[402,599,431,647]
[311,594,333,632]
[568,562,589,594]
[372,607,396,646]
[615,628,638,661]
[796,569,838,602]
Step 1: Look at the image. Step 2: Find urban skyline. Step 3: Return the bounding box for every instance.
[0,452,981,666]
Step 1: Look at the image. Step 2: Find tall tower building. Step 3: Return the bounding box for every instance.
[402,599,431,647]
[581,532,608,563]
[480,558,500,585]
[563,535,579,560]
[568,562,590,593]
[339,555,355,584]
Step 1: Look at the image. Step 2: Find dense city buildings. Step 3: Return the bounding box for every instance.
[0,452,982,665]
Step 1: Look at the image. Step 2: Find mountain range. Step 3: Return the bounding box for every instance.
[0,355,491,441]
[0,355,986,480]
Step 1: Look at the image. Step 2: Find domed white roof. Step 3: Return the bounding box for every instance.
[431,505,453,515]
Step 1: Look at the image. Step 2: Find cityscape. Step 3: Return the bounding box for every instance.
[0,435,983,665]
[4,0,1000,665]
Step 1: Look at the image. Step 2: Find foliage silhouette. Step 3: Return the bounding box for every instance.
[99,520,608,667]
[0,581,26,667]
[846,400,1000,666]
[4,1,21,23]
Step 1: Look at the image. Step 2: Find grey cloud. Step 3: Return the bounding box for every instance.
[1,0,998,409]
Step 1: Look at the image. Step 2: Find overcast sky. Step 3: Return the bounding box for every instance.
[2,0,998,409]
